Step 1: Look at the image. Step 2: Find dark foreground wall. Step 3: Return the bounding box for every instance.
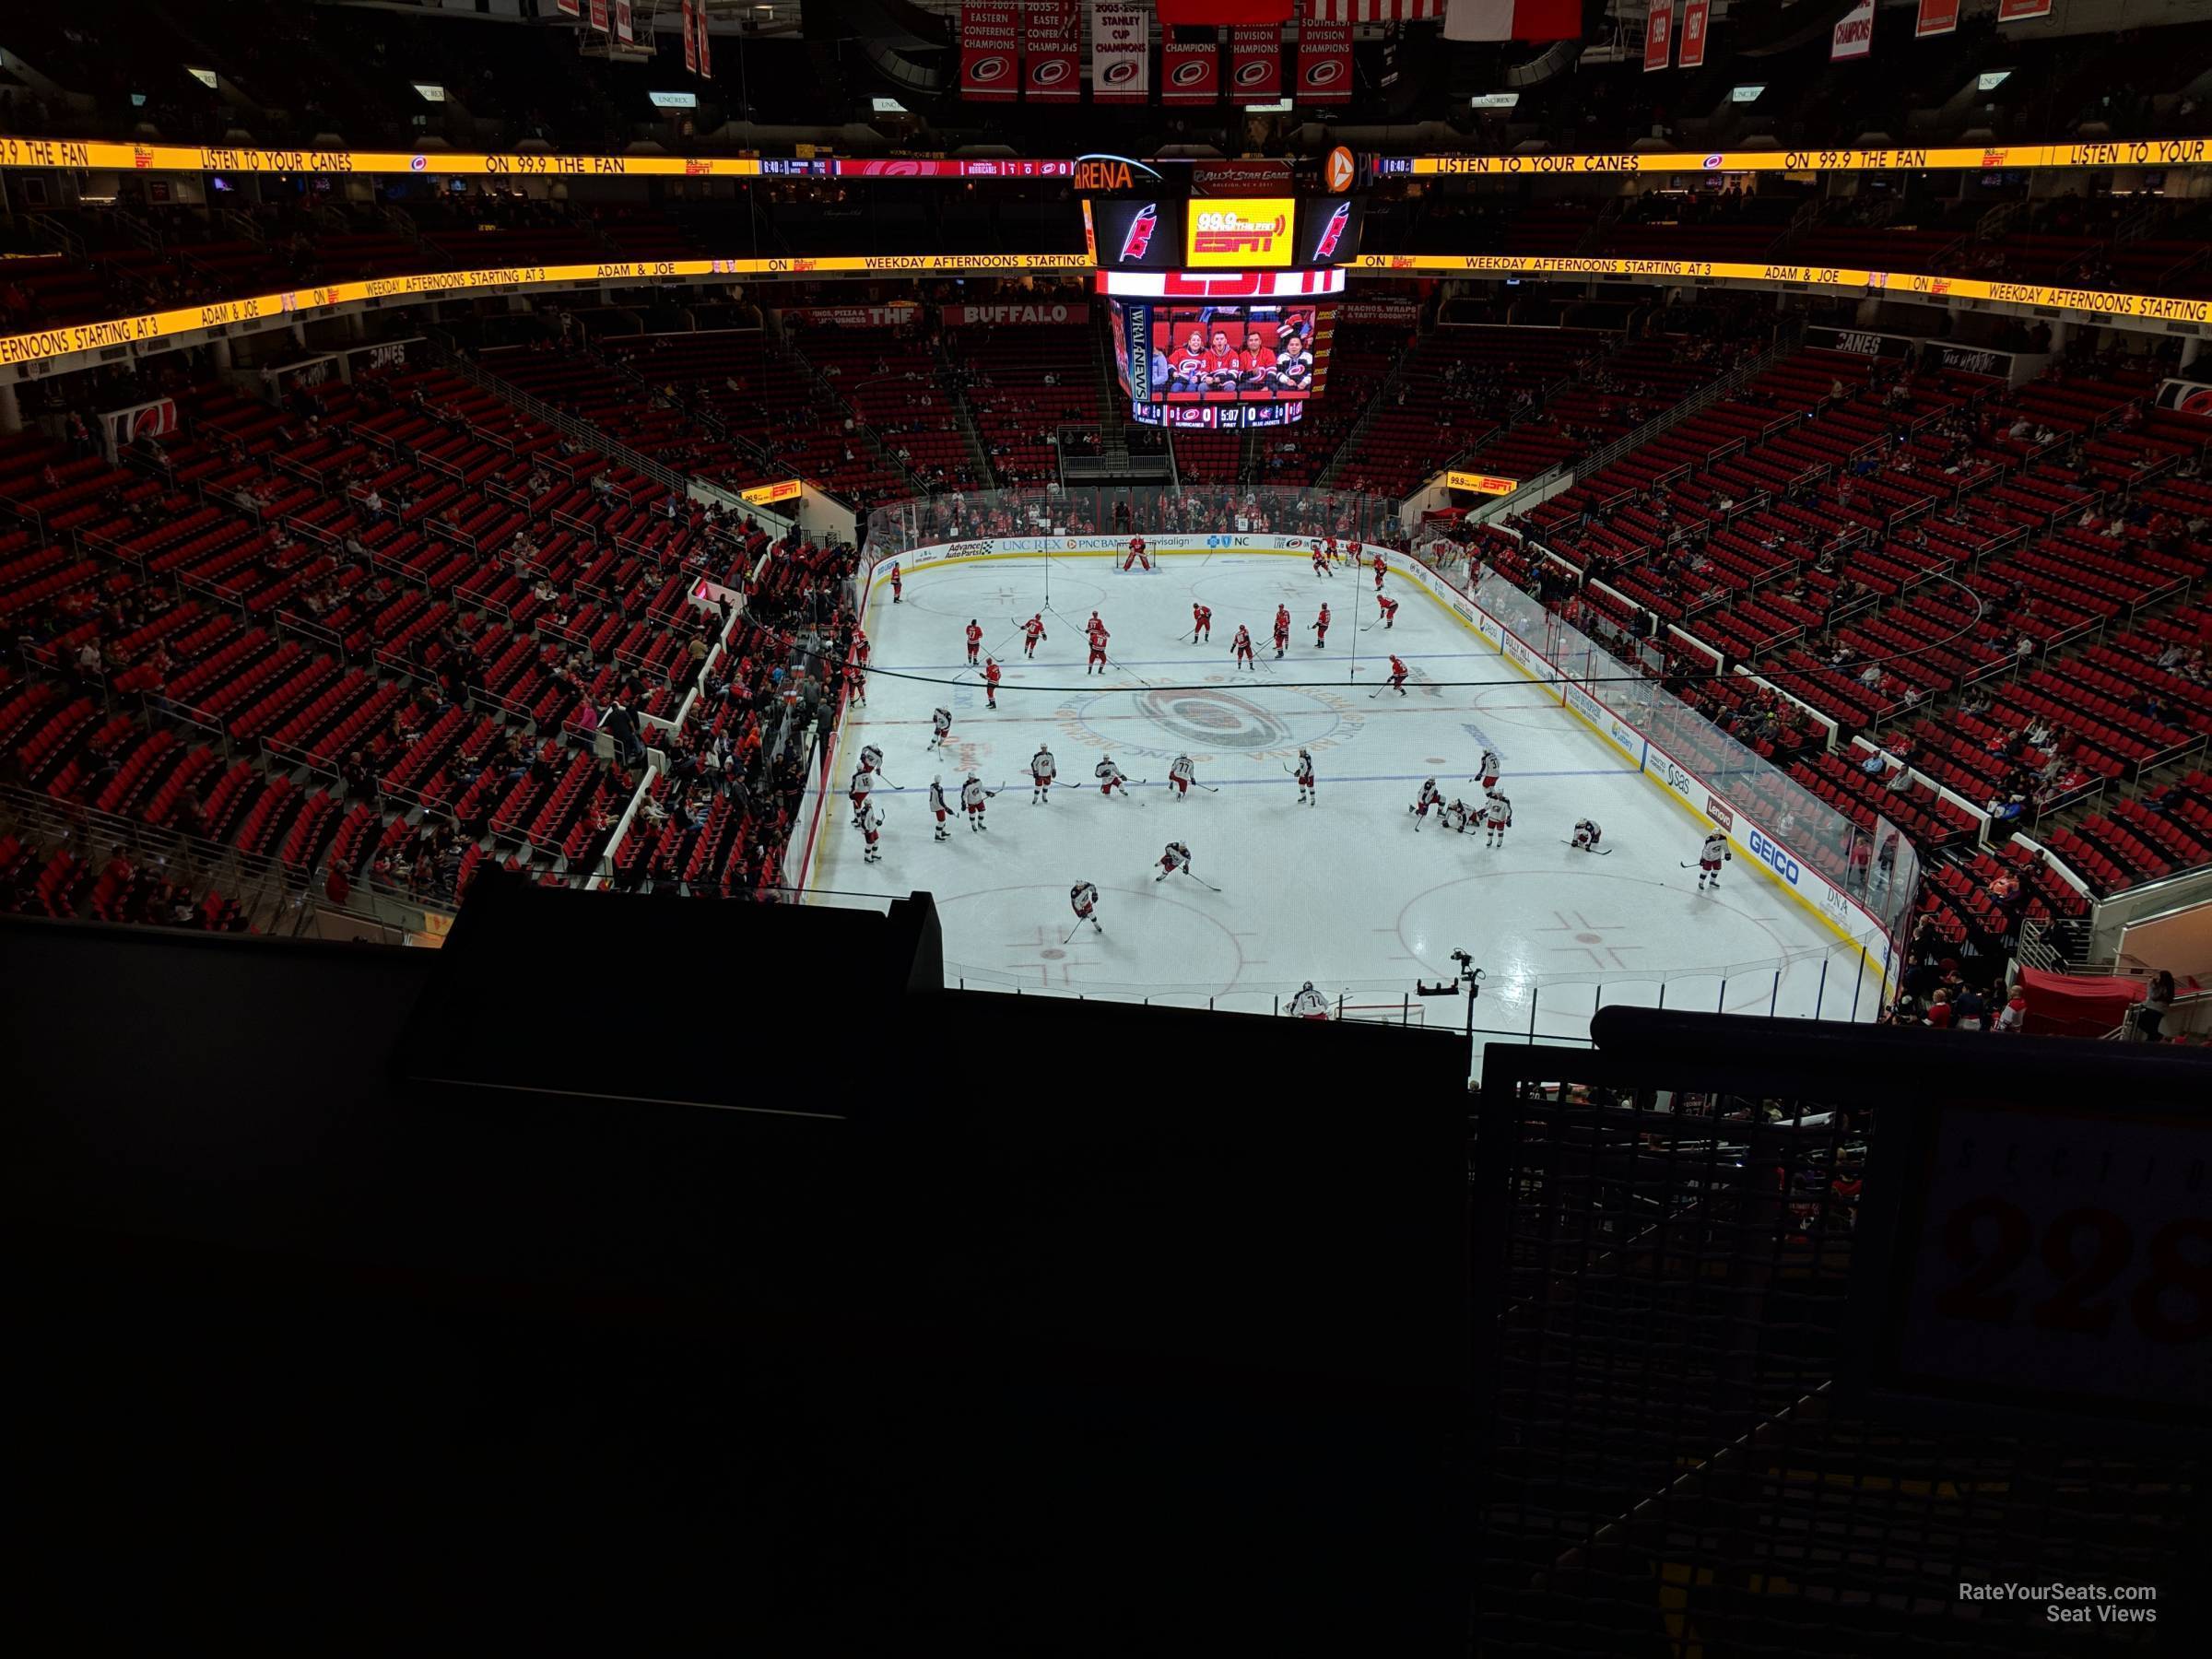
[6,885,1469,1645]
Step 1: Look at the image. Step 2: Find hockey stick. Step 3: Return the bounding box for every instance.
[1561,841,1614,855]
[1061,918,1092,946]
[1188,781,1219,793]
[1187,872,1223,893]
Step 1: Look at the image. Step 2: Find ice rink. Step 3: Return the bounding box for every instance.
[807,549,1885,1046]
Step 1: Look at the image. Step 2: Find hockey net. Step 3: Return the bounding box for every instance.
[1334,999,1428,1026]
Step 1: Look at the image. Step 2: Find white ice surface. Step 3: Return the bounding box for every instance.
[809,551,1883,1048]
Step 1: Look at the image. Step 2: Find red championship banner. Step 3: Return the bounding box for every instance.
[1023,0,1081,102]
[1162,42,1222,104]
[1996,0,2052,18]
[1916,0,1959,34]
[1230,24,1283,98]
[1296,19,1353,103]
[959,3,1021,100]
[1643,0,1674,71]
[1678,0,1710,67]
[697,7,712,78]
[681,0,697,72]
[554,0,580,15]
[1091,3,1149,104]
[614,0,633,45]
[1831,0,1875,59]
[589,0,608,33]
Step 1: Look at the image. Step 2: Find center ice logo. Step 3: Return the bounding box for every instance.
[1139,689,1294,750]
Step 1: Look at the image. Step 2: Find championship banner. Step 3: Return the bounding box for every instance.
[1643,0,1672,70]
[614,0,633,45]
[1091,3,1149,103]
[1831,0,1875,60]
[99,395,178,462]
[1678,0,1709,67]
[1996,0,2052,18]
[1915,0,1959,36]
[1296,19,1354,103]
[942,301,1090,325]
[1230,24,1283,98]
[959,3,1021,101]
[697,8,712,78]
[554,0,580,15]
[589,0,608,33]
[1162,42,1223,105]
[680,0,697,71]
[1023,0,1082,102]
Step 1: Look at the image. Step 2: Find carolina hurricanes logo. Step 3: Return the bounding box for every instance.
[1030,59,1072,87]
[1171,59,1211,86]
[1235,61,1273,87]
[1304,61,1345,88]
[1104,59,1141,86]
[1702,154,1724,169]
[968,56,1010,84]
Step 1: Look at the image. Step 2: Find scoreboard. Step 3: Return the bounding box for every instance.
[1085,196,1364,429]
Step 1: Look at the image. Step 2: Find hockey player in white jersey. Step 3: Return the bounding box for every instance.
[1484,790,1512,847]
[860,744,884,774]
[928,707,953,750]
[1168,753,1198,802]
[860,800,885,865]
[849,762,876,828]
[1442,797,1472,835]
[1155,841,1194,882]
[1070,880,1102,934]
[1409,777,1444,830]
[960,772,990,831]
[1293,748,1316,806]
[1096,756,1131,798]
[927,776,953,841]
[1478,748,1502,790]
[1696,830,1732,889]
[1030,745,1057,804]
[1571,818,1604,853]
[1287,982,1332,1020]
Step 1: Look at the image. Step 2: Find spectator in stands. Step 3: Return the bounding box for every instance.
[2135,971,2177,1041]
[75,638,104,683]
[1994,989,2029,1034]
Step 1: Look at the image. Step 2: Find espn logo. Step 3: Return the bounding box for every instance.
[1191,208,1288,257]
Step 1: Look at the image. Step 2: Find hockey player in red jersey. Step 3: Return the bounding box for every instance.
[1376,593,1399,629]
[887,563,902,604]
[1385,654,1409,696]
[1312,605,1331,648]
[964,619,982,665]
[1371,551,1387,591]
[1293,748,1316,806]
[1311,541,1332,578]
[1022,613,1046,658]
[853,629,870,668]
[983,658,1002,710]
[1190,602,1212,643]
[1272,605,1291,659]
[1086,622,1111,676]
[1124,535,1150,572]
[1230,624,1256,670]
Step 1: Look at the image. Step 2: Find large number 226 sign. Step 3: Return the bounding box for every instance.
[1865,1107,2207,1431]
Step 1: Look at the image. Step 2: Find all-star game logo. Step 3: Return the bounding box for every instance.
[1053,685,1363,764]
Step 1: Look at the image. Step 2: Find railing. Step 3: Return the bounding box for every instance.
[862,483,1405,554]
[1569,319,1805,486]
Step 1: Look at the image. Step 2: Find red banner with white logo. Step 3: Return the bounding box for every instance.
[554,0,580,16]
[696,6,712,78]
[1677,0,1709,66]
[1643,0,1673,70]
[1296,19,1353,102]
[959,3,1021,100]
[680,0,697,71]
[589,0,608,33]
[1092,3,1149,103]
[1023,0,1081,101]
[614,0,633,44]
[1230,24,1283,98]
[1915,0,1959,34]
[1162,42,1222,104]
[1995,0,2051,18]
